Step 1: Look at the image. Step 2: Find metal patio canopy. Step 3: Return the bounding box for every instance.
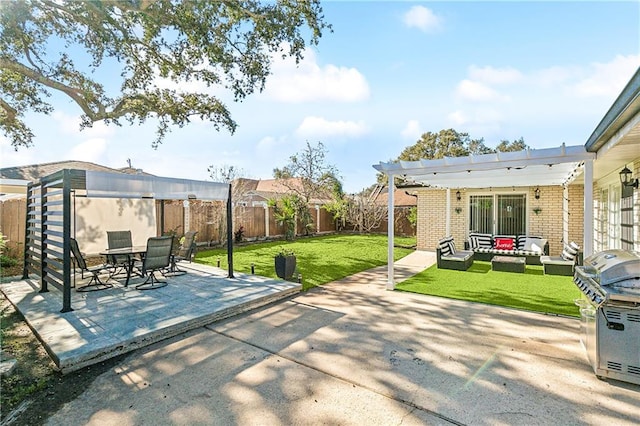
[23,169,234,312]
[372,144,596,290]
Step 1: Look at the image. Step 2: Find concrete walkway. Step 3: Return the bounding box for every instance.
[36,250,640,425]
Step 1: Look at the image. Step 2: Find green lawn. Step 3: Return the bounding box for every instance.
[195,234,416,290]
[396,261,582,317]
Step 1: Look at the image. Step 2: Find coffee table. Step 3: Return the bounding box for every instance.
[491,255,526,273]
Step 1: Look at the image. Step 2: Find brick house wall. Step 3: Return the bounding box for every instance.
[416,184,584,255]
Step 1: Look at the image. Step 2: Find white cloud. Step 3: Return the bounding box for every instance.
[264,48,370,103]
[447,110,468,127]
[0,136,37,167]
[571,54,640,98]
[403,6,442,33]
[295,116,368,139]
[468,65,523,85]
[67,138,108,163]
[53,111,115,138]
[401,120,423,140]
[446,108,503,137]
[455,79,509,102]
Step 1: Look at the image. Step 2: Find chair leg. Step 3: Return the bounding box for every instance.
[76,271,114,292]
[135,270,168,290]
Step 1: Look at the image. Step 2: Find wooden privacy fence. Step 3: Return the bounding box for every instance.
[2,197,414,253]
[0,198,26,254]
[158,201,338,244]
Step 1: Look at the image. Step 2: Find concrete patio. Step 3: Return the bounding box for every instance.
[0,262,301,373]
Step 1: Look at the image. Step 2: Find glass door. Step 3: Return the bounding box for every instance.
[469,195,493,234]
[609,184,621,249]
[496,194,526,235]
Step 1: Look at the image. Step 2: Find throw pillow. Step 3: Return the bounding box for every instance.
[494,237,514,250]
[469,232,492,248]
[561,241,580,262]
[524,237,547,253]
[438,236,455,256]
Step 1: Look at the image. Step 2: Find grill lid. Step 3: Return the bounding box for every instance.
[583,249,640,287]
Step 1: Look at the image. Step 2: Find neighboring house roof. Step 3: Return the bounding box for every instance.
[0,160,153,182]
[234,178,332,204]
[585,67,640,153]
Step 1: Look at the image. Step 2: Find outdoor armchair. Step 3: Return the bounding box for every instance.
[137,235,173,290]
[70,238,113,292]
[436,236,474,271]
[168,231,198,275]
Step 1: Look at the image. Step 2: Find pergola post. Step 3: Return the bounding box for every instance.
[61,169,73,313]
[387,175,395,290]
[446,188,451,237]
[226,184,234,278]
[583,159,594,257]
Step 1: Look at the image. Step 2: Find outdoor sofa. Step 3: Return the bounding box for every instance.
[464,233,549,265]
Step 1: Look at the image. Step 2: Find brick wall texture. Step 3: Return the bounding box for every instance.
[416,185,584,255]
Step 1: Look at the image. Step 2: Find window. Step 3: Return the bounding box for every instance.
[469,194,527,235]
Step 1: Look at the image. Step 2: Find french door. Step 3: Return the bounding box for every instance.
[469,194,527,235]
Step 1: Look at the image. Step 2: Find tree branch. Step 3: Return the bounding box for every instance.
[0,57,98,118]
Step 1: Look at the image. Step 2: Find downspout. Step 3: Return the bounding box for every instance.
[387,176,395,290]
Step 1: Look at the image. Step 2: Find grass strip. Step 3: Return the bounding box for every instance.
[195,234,415,290]
[396,261,581,317]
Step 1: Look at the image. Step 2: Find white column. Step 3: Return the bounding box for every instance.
[563,185,569,244]
[583,160,594,257]
[387,175,395,290]
[264,204,269,237]
[183,200,190,232]
[445,188,451,237]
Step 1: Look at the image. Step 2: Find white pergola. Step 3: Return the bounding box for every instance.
[373,144,596,290]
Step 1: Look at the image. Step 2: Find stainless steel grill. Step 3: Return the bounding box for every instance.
[573,249,640,385]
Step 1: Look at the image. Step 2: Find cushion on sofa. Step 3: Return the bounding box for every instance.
[469,232,492,249]
[561,241,580,262]
[438,236,455,256]
[516,235,542,250]
[494,237,514,250]
[523,237,547,253]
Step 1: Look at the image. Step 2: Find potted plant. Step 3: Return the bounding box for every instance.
[533,207,542,215]
[274,247,296,280]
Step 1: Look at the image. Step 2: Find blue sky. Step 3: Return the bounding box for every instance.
[1,1,639,193]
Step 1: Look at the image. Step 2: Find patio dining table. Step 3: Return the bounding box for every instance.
[99,246,147,286]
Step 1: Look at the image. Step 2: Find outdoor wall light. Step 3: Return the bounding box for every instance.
[534,187,540,199]
[619,165,639,189]
[456,190,461,201]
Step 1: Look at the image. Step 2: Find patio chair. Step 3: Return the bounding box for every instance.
[167,231,198,275]
[136,235,173,290]
[436,236,474,271]
[106,230,133,277]
[70,238,113,292]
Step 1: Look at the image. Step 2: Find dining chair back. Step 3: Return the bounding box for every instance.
[106,230,133,274]
[137,235,173,290]
[167,231,198,275]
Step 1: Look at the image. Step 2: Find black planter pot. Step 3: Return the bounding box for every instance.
[275,255,296,280]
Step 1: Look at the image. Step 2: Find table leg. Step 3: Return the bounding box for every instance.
[125,256,133,287]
